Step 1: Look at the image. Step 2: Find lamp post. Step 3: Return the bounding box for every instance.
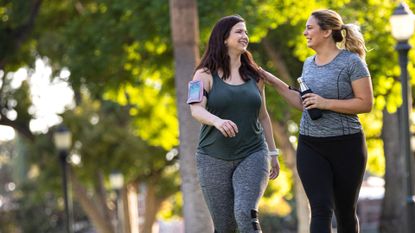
[53,124,73,233]
[110,171,124,233]
[390,2,415,233]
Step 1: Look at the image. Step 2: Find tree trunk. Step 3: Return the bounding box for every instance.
[95,171,113,226]
[121,185,132,233]
[379,110,406,233]
[271,120,309,233]
[295,178,310,233]
[169,0,213,232]
[141,183,163,233]
[124,183,139,233]
[70,171,114,233]
[261,38,293,84]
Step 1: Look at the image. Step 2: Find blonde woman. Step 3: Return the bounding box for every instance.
[260,10,373,233]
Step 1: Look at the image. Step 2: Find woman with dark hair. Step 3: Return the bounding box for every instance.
[260,9,373,233]
[188,15,280,233]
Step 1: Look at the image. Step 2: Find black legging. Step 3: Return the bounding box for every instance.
[297,132,367,233]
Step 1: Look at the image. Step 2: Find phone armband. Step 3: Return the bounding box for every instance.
[187,80,204,104]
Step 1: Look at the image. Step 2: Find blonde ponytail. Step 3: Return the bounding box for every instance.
[342,24,367,59]
[311,10,367,59]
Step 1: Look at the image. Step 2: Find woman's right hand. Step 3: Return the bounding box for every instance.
[213,118,238,137]
[269,156,280,180]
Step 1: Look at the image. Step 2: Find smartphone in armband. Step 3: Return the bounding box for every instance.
[186,80,204,104]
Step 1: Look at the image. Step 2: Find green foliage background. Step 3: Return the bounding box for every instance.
[1,0,415,230]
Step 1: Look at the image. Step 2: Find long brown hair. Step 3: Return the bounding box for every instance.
[312,10,367,59]
[195,15,260,82]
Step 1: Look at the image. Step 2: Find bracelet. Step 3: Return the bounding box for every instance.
[268,149,280,157]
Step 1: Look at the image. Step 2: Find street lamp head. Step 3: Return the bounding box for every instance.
[109,171,124,190]
[53,124,72,151]
[390,2,415,41]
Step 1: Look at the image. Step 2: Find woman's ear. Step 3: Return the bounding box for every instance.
[323,29,332,38]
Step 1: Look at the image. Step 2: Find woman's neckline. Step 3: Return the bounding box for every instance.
[313,49,344,67]
[215,73,249,87]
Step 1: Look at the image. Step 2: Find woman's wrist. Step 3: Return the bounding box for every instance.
[268,148,280,157]
[210,116,221,127]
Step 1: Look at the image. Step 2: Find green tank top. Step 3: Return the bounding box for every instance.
[197,73,266,161]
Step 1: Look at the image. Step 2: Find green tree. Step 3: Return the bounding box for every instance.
[60,97,179,233]
[1,1,181,232]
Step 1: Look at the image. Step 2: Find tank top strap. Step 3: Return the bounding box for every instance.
[211,72,220,82]
[211,72,223,90]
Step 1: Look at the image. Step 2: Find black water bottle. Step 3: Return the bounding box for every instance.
[297,77,322,120]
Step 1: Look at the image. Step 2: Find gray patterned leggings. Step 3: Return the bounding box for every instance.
[196,149,270,233]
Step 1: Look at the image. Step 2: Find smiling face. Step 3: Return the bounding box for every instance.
[303,16,328,49]
[225,22,249,54]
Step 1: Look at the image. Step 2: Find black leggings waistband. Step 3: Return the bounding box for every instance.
[299,131,363,143]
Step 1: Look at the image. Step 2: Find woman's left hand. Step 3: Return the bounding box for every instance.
[269,156,280,180]
[302,93,327,110]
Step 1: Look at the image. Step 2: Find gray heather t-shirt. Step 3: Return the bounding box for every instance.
[299,50,371,137]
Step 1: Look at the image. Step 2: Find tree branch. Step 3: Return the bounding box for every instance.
[74,1,86,15]
[132,154,178,184]
[0,113,34,141]
[261,37,293,85]
[70,169,114,233]
[0,0,42,69]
